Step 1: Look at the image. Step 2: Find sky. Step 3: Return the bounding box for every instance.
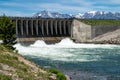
[0,0,120,16]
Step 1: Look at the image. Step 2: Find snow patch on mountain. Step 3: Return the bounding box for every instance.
[33,10,72,18]
[77,11,120,19]
[73,13,83,18]
[33,10,120,19]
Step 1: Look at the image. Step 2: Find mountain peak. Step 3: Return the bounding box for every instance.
[33,10,72,18]
[34,10,53,18]
[87,11,97,14]
[83,11,120,19]
[33,10,120,19]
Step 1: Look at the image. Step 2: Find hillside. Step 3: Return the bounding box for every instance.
[0,45,50,80]
[80,19,120,26]
[92,29,120,44]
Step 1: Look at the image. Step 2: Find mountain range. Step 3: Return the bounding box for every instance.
[33,10,71,18]
[33,10,120,19]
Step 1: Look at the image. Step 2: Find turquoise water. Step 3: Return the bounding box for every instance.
[14,38,120,80]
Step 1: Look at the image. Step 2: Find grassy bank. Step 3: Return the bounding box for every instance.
[0,44,67,80]
[0,44,50,80]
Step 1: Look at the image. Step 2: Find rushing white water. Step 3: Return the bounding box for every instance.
[0,40,3,43]
[14,38,120,80]
[14,38,120,62]
[30,38,119,48]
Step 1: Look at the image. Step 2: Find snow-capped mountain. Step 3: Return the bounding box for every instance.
[34,10,120,19]
[76,11,120,19]
[34,10,54,18]
[33,10,72,18]
[72,13,83,19]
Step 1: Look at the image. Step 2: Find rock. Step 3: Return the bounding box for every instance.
[49,74,56,80]
[65,75,71,80]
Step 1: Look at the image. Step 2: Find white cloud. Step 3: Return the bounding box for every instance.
[0,8,32,16]
[37,3,90,12]
[0,0,120,16]
[110,0,120,4]
[1,2,92,15]
[61,0,94,6]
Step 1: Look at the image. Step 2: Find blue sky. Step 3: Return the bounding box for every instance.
[0,0,120,16]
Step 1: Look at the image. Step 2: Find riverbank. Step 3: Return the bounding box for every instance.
[0,44,54,80]
[91,29,120,44]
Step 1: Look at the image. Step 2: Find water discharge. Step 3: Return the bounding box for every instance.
[14,38,120,80]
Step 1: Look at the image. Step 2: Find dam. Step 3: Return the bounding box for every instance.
[10,17,92,43]
[0,15,120,44]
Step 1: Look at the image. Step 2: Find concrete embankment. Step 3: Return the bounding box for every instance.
[90,29,120,44]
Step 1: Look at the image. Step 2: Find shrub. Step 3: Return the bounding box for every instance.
[57,72,66,80]
[49,68,59,74]
[49,68,66,80]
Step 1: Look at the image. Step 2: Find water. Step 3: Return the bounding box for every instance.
[14,38,120,80]
[0,40,3,43]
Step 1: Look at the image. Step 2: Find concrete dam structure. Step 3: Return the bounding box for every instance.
[10,17,92,43]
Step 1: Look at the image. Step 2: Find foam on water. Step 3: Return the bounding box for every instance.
[30,40,47,47]
[29,38,119,48]
[14,38,120,62]
[0,40,3,43]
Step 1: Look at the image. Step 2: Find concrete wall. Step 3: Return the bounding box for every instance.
[72,19,92,42]
[14,19,72,38]
[91,26,120,38]
[11,17,73,42]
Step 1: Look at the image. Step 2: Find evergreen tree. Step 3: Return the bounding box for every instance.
[0,15,16,50]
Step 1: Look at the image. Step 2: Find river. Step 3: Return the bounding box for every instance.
[14,38,120,80]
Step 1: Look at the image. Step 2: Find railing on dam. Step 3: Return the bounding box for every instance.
[10,17,73,39]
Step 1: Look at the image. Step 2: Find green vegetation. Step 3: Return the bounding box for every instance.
[0,15,67,80]
[0,73,12,80]
[49,68,66,80]
[0,45,50,80]
[49,68,59,74]
[80,19,120,26]
[0,15,16,50]
[56,72,66,80]
[0,65,2,69]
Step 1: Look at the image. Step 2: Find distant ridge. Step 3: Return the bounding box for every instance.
[34,10,120,19]
[33,10,72,18]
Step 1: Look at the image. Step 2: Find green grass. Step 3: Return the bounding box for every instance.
[0,73,12,80]
[0,54,19,68]
[80,19,120,26]
[0,44,50,80]
[16,71,35,80]
[49,68,66,80]
[49,68,59,74]
[0,65,2,69]
[0,44,67,80]
[56,72,66,80]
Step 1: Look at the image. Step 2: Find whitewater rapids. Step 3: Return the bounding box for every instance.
[14,38,120,62]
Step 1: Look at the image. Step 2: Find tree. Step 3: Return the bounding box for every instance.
[0,15,16,50]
